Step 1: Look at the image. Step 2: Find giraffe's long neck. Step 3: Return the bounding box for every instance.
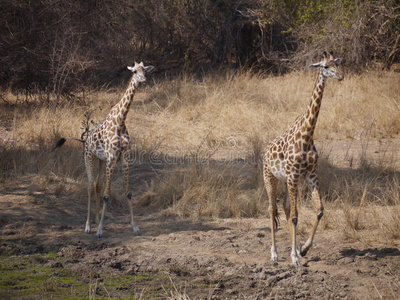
[300,71,326,137]
[110,80,136,126]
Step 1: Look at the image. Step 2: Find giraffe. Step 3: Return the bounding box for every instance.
[263,51,343,266]
[54,61,154,238]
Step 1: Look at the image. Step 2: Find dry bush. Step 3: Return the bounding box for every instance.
[375,177,400,240]
[2,0,397,103]
[314,138,400,242]
[139,70,306,151]
[0,101,86,191]
[290,0,400,70]
[140,161,267,220]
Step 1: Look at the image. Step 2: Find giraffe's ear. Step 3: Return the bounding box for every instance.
[127,66,134,72]
[144,65,154,73]
[309,62,321,70]
[334,58,342,66]
[139,61,144,67]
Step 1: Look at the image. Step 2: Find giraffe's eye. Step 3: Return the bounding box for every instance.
[323,66,329,69]
[133,70,137,74]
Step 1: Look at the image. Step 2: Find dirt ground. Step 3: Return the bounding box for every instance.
[1,171,400,300]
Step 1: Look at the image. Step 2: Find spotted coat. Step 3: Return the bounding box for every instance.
[84,62,154,239]
[263,51,343,266]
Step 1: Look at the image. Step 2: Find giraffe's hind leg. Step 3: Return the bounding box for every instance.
[121,148,141,236]
[85,153,96,234]
[284,186,305,258]
[301,170,324,256]
[283,193,290,221]
[264,164,279,262]
[95,160,106,224]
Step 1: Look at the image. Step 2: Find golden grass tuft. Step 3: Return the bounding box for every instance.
[140,162,267,220]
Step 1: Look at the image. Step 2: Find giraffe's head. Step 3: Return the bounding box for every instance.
[127,62,154,87]
[309,51,343,81]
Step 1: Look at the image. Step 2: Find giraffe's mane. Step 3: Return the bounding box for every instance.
[124,72,135,92]
[311,69,321,93]
[296,71,320,123]
[109,74,136,109]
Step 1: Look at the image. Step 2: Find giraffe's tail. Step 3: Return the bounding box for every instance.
[52,137,85,152]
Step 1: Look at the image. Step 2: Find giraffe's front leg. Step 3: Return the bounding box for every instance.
[121,148,141,236]
[96,156,118,239]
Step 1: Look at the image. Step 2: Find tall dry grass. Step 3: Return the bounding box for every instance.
[1,69,400,242]
[136,69,400,150]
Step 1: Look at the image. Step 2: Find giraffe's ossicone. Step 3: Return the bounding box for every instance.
[263,51,343,266]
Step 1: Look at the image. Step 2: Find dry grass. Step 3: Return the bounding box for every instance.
[135,69,400,150]
[1,69,400,242]
[140,162,266,221]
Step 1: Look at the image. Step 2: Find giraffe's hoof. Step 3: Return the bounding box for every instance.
[291,252,301,266]
[96,227,103,239]
[103,195,109,202]
[271,252,278,262]
[296,246,304,258]
[292,260,300,267]
[133,226,141,236]
[300,247,308,257]
[85,222,91,234]
[127,192,132,199]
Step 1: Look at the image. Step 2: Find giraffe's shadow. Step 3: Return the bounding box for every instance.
[340,248,400,258]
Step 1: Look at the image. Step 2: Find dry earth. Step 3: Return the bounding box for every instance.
[1,170,400,299]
